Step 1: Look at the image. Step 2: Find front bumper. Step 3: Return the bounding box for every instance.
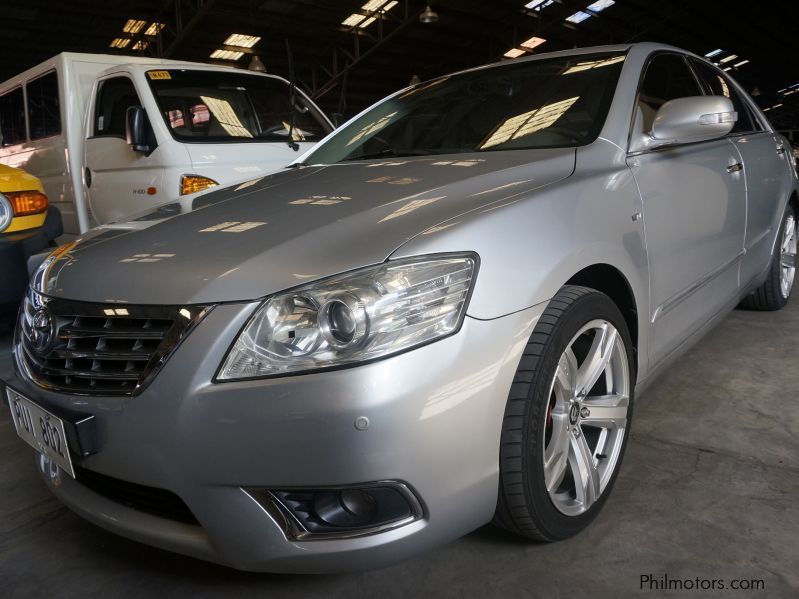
[5,301,544,573]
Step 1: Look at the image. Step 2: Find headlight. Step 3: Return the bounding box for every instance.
[0,193,12,232]
[217,253,478,380]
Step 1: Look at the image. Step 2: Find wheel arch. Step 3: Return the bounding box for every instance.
[565,263,639,371]
[789,189,799,215]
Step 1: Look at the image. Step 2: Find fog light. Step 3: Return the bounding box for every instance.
[263,482,423,539]
[313,489,378,526]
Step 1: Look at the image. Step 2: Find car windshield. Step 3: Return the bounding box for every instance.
[146,69,332,143]
[305,52,626,164]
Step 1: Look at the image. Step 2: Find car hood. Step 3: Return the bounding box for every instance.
[37,149,575,305]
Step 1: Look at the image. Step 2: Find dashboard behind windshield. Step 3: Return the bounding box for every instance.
[304,52,626,163]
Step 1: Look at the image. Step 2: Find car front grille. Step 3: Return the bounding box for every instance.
[17,290,207,396]
[75,465,199,525]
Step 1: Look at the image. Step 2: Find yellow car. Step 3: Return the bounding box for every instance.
[0,164,62,313]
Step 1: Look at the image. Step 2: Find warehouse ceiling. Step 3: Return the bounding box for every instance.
[1,0,799,127]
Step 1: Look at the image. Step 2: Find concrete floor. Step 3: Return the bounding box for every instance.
[1,300,798,599]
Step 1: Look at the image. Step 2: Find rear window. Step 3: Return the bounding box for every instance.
[0,87,26,146]
[27,71,61,140]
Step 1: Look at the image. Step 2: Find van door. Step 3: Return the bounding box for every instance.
[627,53,747,366]
[84,75,166,225]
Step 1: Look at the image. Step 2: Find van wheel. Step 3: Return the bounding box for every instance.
[494,285,635,541]
[740,203,797,310]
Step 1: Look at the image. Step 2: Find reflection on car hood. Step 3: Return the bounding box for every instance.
[38,150,575,304]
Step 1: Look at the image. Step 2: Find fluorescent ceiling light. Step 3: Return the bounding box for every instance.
[342,14,365,27]
[210,49,244,60]
[123,19,146,34]
[504,48,526,58]
[520,36,546,50]
[109,38,130,48]
[722,67,732,72]
[587,0,615,11]
[144,22,165,36]
[763,107,771,112]
[704,49,723,58]
[224,33,261,48]
[733,59,749,68]
[132,40,149,50]
[525,0,554,9]
[566,11,592,23]
[362,0,390,11]
[719,54,738,63]
[342,0,396,28]
[773,103,783,108]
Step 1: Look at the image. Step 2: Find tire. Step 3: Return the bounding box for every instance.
[494,285,635,541]
[740,203,797,311]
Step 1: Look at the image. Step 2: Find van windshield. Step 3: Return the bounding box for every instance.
[304,52,626,164]
[146,69,332,143]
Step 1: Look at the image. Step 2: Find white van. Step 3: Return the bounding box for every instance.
[0,53,333,237]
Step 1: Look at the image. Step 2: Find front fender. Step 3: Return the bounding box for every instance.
[390,163,650,373]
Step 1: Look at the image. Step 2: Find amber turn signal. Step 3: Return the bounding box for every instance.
[180,174,219,196]
[6,190,48,216]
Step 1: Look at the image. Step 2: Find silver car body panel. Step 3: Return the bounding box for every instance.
[34,149,576,308]
[16,301,545,572]
[6,42,798,572]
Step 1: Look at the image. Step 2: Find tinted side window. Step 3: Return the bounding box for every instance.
[639,54,703,112]
[27,71,61,140]
[690,59,755,133]
[0,87,26,146]
[95,77,142,137]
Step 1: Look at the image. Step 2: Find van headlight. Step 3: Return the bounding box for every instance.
[217,253,477,380]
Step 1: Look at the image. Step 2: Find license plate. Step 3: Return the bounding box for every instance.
[6,387,75,478]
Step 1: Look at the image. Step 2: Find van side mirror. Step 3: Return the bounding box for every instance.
[126,105,152,153]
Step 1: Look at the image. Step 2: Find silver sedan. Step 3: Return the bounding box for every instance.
[5,42,797,573]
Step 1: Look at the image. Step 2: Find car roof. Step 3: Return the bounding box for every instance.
[421,42,688,82]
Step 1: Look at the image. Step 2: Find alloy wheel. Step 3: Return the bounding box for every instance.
[542,319,630,517]
[780,212,797,299]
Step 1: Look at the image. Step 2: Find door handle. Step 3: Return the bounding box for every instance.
[84,167,92,188]
[777,146,787,155]
[726,162,743,173]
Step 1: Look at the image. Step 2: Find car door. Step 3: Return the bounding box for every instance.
[84,75,165,226]
[627,52,747,366]
[690,58,794,285]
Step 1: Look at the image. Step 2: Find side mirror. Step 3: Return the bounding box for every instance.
[125,105,151,153]
[645,96,737,150]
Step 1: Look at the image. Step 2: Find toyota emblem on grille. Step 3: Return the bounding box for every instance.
[30,307,55,353]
